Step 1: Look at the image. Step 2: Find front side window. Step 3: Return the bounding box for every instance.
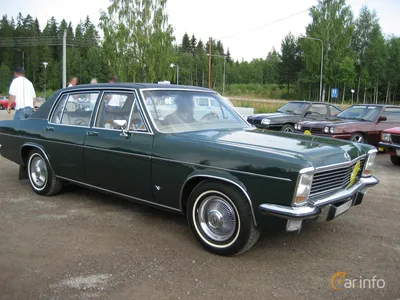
[308,104,328,115]
[95,92,146,131]
[381,107,400,121]
[142,90,248,133]
[330,106,342,116]
[51,92,98,127]
[337,105,382,122]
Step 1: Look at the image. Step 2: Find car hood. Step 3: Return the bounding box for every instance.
[300,118,367,128]
[248,112,299,121]
[174,128,367,169]
[383,127,400,134]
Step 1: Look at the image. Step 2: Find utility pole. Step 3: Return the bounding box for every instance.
[62,30,67,88]
[208,37,212,89]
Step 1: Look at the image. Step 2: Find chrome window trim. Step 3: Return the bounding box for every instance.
[138,88,251,134]
[181,174,257,226]
[56,175,181,212]
[48,93,69,123]
[48,90,101,128]
[92,90,153,135]
[152,156,292,182]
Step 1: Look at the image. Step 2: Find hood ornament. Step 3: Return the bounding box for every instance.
[344,153,351,161]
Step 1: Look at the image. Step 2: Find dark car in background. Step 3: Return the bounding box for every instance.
[379,127,400,165]
[294,104,400,146]
[247,101,342,132]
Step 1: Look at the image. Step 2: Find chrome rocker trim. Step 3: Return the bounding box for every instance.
[258,176,379,220]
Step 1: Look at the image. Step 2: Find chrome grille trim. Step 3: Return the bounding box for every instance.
[310,159,365,197]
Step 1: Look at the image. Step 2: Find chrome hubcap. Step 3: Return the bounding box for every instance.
[352,135,363,143]
[30,156,47,188]
[198,196,237,242]
[284,128,293,133]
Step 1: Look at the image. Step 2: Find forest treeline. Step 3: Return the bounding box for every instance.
[0,0,399,103]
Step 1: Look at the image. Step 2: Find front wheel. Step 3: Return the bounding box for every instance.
[27,149,63,196]
[350,133,365,143]
[187,180,260,256]
[281,124,294,133]
[0,104,3,110]
[390,155,400,166]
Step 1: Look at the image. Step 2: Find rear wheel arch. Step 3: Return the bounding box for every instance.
[180,174,257,226]
[20,143,51,168]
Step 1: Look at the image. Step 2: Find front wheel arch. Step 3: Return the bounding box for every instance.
[180,175,257,227]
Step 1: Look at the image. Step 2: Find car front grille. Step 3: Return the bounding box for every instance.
[391,134,400,144]
[310,159,365,197]
[248,118,261,125]
[302,126,322,134]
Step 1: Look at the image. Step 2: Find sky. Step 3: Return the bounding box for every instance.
[1,0,400,61]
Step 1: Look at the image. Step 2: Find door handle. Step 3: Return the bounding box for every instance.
[86,131,99,136]
[44,126,55,131]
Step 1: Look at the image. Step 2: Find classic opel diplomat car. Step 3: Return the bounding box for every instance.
[0,84,379,256]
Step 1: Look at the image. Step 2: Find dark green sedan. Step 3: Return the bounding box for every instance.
[0,84,379,256]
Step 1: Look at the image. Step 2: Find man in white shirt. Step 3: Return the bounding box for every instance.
[8,67,36,120]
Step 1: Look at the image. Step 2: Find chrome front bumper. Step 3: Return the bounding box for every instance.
[259,176,379,221]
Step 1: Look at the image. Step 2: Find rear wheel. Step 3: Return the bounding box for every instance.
[390,155,400,166]
[281,124,294,133]
[187,180,260,256]
[27,149,63,196]
[350,133,365,143]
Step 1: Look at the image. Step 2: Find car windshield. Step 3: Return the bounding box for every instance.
[276,102,308,114]
[142,90,249,133]
[337,105,382,122]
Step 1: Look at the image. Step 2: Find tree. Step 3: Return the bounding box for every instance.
[99,0,175,82]
[338,56,356,103]
[279,32,302,92]
[303,0,354,101]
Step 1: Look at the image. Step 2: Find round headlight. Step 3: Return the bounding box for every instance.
[261,118,271,125]
[324,126,329,133]
[294,124,298,130]
[329,127,335,134]
[298,124,302,130]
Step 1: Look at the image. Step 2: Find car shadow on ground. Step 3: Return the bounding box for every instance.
[58,183,338,254]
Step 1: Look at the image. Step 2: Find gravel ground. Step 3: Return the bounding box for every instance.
[0,111,399,300]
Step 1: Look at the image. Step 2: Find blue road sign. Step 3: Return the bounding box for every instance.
[331,88,339,98]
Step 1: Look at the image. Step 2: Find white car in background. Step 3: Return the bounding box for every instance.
[222,96,255,119]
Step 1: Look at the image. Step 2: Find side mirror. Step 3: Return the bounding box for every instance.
[305,111,312,116]
[113,120,130,137]
[378,116,387,122]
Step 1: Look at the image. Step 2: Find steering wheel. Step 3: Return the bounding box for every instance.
[201,112,219,121]
[75,119,87,126]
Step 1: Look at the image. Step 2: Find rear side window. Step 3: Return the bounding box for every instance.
[50,92,99,127]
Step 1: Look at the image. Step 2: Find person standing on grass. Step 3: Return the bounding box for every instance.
[7,67,36,120]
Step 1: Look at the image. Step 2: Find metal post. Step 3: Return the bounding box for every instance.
[177,65,179,85]
[44,68,47,100]
[22,51,25,69]
[320,41,324,102]
[208,37,212,88]
[223,56,226,95]
[299,37,324,102]
[62,30,67,88]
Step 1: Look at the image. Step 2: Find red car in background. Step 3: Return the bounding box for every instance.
[0,96,15,110]
[379,127,400,165]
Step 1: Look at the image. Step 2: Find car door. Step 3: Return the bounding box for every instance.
[43,91,99,182]
[305,104,329,121]
[83,90,153,201]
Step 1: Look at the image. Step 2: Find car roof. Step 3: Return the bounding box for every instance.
[65,83,214,92]
[287,101,338,105]
[348,104,400,108]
